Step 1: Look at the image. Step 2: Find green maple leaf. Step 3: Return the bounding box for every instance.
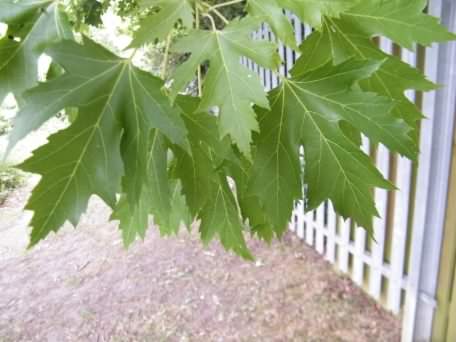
[0,1,72,103]
[170,95,225,216]
[280,0,358,28]
[225,152,278,242]
[170,96,252,259]
[112,131,189,247]
[247,0,298,48]
[130,0,194,47]
[249,60,403,230]
[247,88,303,230]
[13,38,188,246]
[344,0,456,49]
[20,97,124,247]
[293,2,454,140]
[170,17,280,157]
[165,180,192,236]
[111,193,149,248]
[247,0,359,47]
[199,167,253,260]
[2,0,454,259]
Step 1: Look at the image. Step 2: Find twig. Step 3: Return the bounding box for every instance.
[195,5,203,96]
[201,2,230,25]
[203,13,217,31]
[161,33,172,79]
[210,0,244,10]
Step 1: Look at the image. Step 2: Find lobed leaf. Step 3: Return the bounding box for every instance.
[249,60,399,231]
[170,16,280,158]
[344,0,456,49]
[13,38,188,246]
[130,0,194,47]
[0,1,72,103]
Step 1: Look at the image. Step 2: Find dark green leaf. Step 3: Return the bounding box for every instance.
[0,1,72,103]
[170,17,280,158]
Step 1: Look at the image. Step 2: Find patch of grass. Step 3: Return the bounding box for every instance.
[0,163,24,204]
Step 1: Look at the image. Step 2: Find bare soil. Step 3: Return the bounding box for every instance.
[0,184,401,342]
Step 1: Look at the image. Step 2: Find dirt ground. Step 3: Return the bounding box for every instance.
[0,183,401,342]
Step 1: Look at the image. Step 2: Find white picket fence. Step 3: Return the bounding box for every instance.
[242,1,456,341]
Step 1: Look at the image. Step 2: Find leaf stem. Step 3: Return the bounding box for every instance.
[128,48,139,61]
[210,0,244,10]
[200,2,230,25]
[203,13,217,31]
[195,4,203,97]
[161,33,172,79]
[209,8,230,25]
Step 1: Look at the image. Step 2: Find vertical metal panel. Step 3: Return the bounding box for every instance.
[432,126,456,341]
[403,0,456,340]
[446,275,456,341]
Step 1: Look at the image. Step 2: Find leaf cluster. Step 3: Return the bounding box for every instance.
[0,0,454,258]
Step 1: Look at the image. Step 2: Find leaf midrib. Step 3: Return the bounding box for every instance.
[284,80,366,213]
[0,2,54,71]
[291,80,412,156]
[32,63,128,240]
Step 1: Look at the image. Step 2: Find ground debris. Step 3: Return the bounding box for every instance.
[0,188,401,342]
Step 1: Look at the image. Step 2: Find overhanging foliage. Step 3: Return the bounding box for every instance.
[1,0,454,258]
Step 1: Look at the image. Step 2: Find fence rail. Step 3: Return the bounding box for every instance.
[242,2,456,341]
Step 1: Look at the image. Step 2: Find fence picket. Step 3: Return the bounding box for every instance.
[315,206,325,254]
[386,49,417,314]
[305,209,314,247]
[326,203,337,263]
[296,201,305,239]
[353,138,370,286]
[338,218,351,273]
[365,37,395,301]
[284,12,295,74]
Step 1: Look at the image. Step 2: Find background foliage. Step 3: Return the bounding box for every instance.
[0,162,23,205]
